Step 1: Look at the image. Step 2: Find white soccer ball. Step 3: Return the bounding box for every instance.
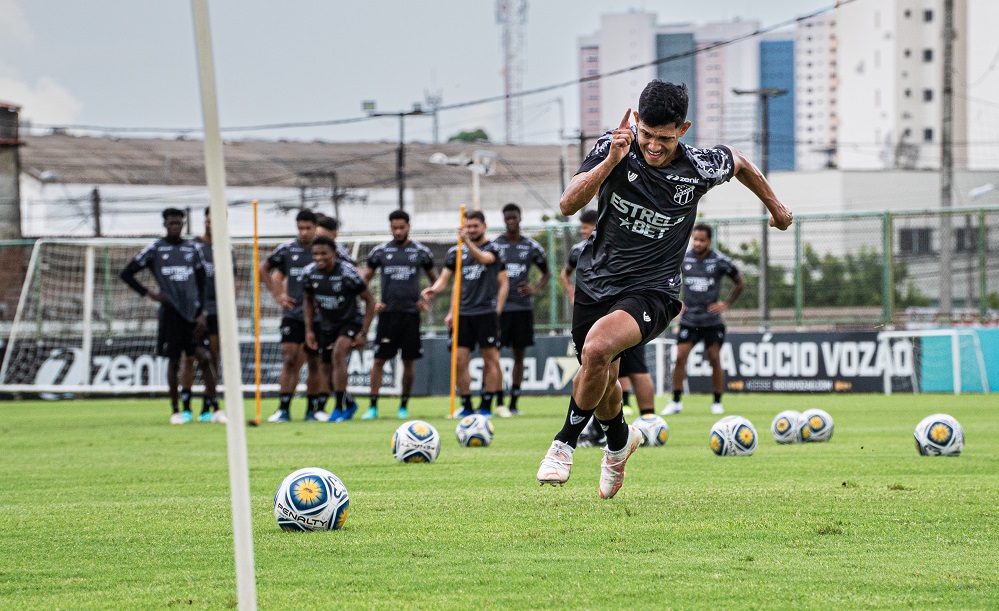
[273,467,350,532]
[455,414,494,447]
[633,414,669,447]
[771,410,803,444]
[800,408,834,443]
[709,415,757,456]
[392,420,441,463]
[914,413,964,456]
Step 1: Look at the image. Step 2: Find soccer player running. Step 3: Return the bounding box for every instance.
[302,236,375,421]
[492,202,551,417]
[361,210,438,420]
[188,206,228,423]
[662,223,745,416]
[422,210,509,417]
[537,80,792,499]
[120,207,213,424]
[261,209,327,422]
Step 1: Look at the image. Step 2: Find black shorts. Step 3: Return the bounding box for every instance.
[375,311,423,361]
[205,314,219,336]
[317,322,363,364]
[456,312,500,351]
[281,317,319,356]
[571,291,681,364]
[676,324,727,348]
[157,306,198,359]
[500,309,535,349]
[618,346,649,376]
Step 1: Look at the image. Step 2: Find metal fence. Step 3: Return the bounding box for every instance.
[0,205,996,341]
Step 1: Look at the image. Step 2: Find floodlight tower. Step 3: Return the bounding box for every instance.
[497,0,527,144]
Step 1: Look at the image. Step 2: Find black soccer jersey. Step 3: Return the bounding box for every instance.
[336,242,355,265]
[574,131,734,301]
[444,240,506,316]
[191,237,236,317]
[566,238,588,270]
[366,240,435,313]
[679,249,739,327]
[492,234,549,312]
[302,259,366,330]
[122,238,204,322]
[266,239,312,321]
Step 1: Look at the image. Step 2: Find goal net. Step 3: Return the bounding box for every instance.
[877,329,991,395]
[0,232,521,396]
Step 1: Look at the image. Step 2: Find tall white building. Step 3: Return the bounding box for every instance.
[836,0,968,170]
[795,14,839,171]
[578,13,761,162]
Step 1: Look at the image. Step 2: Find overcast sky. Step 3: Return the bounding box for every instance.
[2,0,834,144]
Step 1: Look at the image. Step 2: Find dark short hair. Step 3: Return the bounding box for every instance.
[579,209,598,225]
[693,223,713,239]
[315,213,339,231]
[296,209,317,224]
[203,206,211,216]
[639,80,689,128]
[162,207,185,220]
[466,210,486,223]
[502,202,521,216]
[389,209,410,223]
[312,235,336,250]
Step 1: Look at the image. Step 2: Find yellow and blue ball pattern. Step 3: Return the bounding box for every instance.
[800,408,834,443]
[771,410,803,444]
[392,420,441,463]
[633,414,669,447]
[455,414,494,447]
[273,467,350,532]
[709,416,757,456]
[914,413,964,456]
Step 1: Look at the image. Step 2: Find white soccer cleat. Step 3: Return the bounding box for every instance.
[211,410,228,424]
[267,409,290,423]
[711,403,724,415]
[169,412,186,425]
[537,440,574,486]
[661,401,683,415]
[495,405,513,418]
[599,425,642,500]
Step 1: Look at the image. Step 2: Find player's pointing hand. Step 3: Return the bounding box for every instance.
[607,108,635,165]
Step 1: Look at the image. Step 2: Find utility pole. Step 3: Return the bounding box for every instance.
[733,87,788,330]
[363,101,430,212]
[938,0,955,320]
[90,187,102,237]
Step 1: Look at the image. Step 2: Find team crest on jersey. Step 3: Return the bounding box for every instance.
[674,184,695,205]
[627,171,638,182]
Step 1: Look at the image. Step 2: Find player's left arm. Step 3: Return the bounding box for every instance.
[729,146,793,230]
[303,291,319,351]
[193,262,208,333]
[496,269,509,315]
[521,251,551,296]
[709,271,746,314]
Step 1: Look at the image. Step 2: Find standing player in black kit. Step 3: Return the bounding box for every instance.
[663,223,745,416]
[120,208,212,425]
[492,203,550,417]
[422,210,508,417]
[361,210,438,420]
[537,80,792,499]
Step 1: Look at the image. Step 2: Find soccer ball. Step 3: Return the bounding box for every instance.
[771,410,803,444]
[632,414,669,447]
[392,420,441,463]
[800,408,834,442]
[709,416,757,456]
[455,414,494,447]
[273,467,349,532]
[914,413,964,456]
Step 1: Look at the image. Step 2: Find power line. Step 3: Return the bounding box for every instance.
[23,1,855,137]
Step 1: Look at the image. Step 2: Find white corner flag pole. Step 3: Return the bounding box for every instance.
[191,1,257,609]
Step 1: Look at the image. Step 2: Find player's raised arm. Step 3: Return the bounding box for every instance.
[560,108,635,216]
[729,146,793,230]
[422,267,453,302]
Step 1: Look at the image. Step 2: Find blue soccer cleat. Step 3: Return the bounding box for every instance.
[180,410,193,424]
[360,407,378,420]
[197,411,213,423]
[396,407,409,419]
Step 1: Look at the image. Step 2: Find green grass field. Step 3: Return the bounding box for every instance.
[1,394,997,609]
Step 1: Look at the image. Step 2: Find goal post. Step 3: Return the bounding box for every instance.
[877,329,991,395]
